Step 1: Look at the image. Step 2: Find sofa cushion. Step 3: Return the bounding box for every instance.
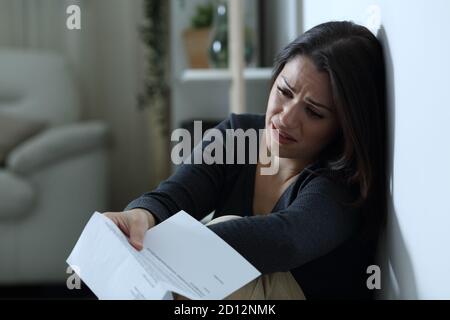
[0,114,46,165]
[6,121,109,175]
[0,170,35,219]
[0,49,81,125]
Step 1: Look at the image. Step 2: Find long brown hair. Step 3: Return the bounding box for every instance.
[272,21,388,233]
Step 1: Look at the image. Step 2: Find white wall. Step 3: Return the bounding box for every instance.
[302,0,450,299]
[261,0,302,64]
[87,0,157,209]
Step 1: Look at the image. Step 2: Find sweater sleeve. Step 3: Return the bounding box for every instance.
[124,117,232,223]
[207,177,361,274]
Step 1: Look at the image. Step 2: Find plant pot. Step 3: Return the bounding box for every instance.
[183,28,211,69]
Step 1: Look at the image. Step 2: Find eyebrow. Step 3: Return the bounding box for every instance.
[305,97,333,112]
[281,75,332,112]
[281,76,297,93]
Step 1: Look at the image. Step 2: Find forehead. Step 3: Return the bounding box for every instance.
[279,55,333,106]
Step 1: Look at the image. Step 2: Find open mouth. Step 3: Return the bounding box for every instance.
[271,122,298,144]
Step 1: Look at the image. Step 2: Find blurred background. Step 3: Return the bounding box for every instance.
[0,0,449,299]
[0,0,300,298]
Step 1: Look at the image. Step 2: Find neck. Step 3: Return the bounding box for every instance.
[258,135,313,184]
[276,157,309,182]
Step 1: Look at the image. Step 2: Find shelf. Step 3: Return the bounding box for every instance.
[180,68,273,82]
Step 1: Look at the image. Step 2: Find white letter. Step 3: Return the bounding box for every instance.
[193,121,203,164]
[66,5,81,30]
[203,129,224,164]
[171,128,191,165]
[225,129,257,164]
[66,265,81,290]
[366,265,381,290]
[259,128,279,175]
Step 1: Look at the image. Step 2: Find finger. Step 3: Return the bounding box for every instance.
[103,212,113,220]
[103,212,121,225]
[116,219,131,237]
[128,218,146,251]
[104,212,130,237]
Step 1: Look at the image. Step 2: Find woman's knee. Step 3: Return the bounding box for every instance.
[205,215,242,226]
[225,272,306,300]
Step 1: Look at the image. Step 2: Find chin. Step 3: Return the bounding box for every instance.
[267,143,295,158]
[277,150,302,159]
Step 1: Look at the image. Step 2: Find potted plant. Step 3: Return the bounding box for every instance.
[183,1,214,68]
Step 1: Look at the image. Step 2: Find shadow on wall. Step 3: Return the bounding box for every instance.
[377,26,418,299]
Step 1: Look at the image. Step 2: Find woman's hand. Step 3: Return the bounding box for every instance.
[103,209,156,251]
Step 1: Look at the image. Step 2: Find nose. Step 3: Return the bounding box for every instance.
[278,103,301,128]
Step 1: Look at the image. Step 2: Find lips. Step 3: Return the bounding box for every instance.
[271,121,298,143]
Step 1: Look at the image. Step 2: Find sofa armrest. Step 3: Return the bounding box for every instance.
[6,121,110,176]
[0,170,35,219]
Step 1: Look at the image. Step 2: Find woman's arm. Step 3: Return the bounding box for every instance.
[125,158,227,223]
[125,118,234,223]
[207,176,362,274]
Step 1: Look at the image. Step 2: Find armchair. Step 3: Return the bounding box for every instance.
[0,49,110,284]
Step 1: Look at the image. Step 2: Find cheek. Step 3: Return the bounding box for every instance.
[266,88,281,114]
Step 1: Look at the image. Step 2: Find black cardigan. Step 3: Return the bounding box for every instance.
[126,113,378,299]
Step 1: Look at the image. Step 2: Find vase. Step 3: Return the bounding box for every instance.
[208,0,254,69]
[183,28,211,68]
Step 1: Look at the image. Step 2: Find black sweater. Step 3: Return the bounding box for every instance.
[126,113,377,299]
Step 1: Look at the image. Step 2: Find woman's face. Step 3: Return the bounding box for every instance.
[265,55,339,163]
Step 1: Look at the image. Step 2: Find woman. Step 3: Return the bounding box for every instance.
[105,21,387,300]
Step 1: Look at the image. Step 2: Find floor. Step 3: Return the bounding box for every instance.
[0,284,96,299]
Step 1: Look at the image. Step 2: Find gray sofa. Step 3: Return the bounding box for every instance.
[0,49,110,284]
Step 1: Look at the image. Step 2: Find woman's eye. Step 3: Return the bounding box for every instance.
[306,107,323,119]
[277,86,291,98]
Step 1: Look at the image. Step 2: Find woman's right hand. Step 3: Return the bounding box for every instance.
[103,208,156,251]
